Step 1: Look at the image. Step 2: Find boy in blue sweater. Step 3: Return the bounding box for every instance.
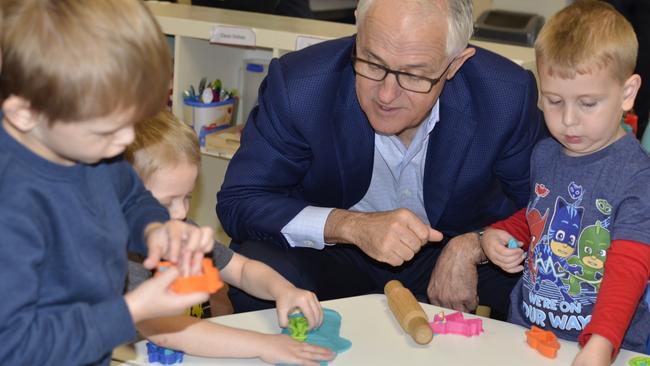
[0,1,215,364]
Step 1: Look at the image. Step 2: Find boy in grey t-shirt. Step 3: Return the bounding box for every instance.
[479,1,650,364]
[125,110,335,364]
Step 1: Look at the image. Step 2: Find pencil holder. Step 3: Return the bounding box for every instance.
[183,98,235,137]
[241,59,269,122]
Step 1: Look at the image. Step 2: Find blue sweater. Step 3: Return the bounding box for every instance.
[0,125,169,365]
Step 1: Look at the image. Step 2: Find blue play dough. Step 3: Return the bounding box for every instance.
[507,238,519,249]
[278,308,352,366]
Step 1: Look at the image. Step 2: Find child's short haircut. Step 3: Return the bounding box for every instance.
[534,0,637,83]
[125,110,201,184]
[0,0,171,124]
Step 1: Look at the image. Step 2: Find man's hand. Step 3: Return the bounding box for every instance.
[427,232,485,313]
[324,208,443,266]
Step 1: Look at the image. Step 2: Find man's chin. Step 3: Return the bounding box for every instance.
[369,121,406,136]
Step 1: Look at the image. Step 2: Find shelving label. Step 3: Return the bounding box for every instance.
[295,35,327,50]
[210,25,256,47]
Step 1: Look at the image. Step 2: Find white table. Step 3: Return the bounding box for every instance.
[113,294,646,366]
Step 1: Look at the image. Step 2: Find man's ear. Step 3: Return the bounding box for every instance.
[2,95,37,132]
[446,47,476,80]
[621,74,641,112]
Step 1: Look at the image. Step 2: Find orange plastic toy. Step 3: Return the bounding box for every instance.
[157,258,224,294]
[525,326,560,358]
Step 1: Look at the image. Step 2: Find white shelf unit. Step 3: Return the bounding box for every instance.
[173,37,272,124]
[146,1,536,237]
[148,1,356,123]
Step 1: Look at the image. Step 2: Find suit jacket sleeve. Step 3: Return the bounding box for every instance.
[217,57,315,246]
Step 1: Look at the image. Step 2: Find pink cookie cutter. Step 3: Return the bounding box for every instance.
[430,311,484,337]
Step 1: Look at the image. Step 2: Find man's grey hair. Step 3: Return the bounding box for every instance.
[356,0,473,58]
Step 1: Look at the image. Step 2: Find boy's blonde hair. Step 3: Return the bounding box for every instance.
[0,0,171,124]
[125,110,201,184]
[535,0,637,83]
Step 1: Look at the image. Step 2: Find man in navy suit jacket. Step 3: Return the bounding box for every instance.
[217,0,546,319]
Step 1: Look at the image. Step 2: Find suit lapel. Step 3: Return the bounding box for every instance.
[330,58,375,208]
[423,75,476,227]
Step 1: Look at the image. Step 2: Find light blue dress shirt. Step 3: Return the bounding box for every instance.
[281,101,440,249]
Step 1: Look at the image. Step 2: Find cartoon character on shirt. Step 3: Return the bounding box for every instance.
[563,220,611,296]
[534,196,584,295]
[527,184,550,286]
[549,197,582,262]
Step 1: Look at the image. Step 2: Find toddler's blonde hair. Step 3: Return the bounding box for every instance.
[125,110,200,184]
[535,0,637,83]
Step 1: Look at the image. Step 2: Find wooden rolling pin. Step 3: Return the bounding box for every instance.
[384,280,433,345]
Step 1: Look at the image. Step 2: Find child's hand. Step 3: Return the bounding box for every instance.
[480,228,525,273]
[275,286,323,330]
[143,220,214,276]
[124,266,209,323]
[258,334,335,366]
[572,334,613,366]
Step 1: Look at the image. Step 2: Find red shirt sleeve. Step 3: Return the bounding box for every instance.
[489,208,531,249]
[578,239,650,356]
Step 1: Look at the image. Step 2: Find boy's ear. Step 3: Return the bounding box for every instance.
[621,74,641,112]
[2,95,38,132]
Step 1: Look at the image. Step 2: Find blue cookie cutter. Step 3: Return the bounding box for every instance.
[146,342,184,365]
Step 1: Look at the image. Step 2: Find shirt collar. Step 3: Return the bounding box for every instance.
[403,99,440,154]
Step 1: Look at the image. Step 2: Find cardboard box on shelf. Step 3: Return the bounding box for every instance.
[203,124,244,159]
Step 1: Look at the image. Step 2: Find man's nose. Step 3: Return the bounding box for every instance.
[377,73,401,104]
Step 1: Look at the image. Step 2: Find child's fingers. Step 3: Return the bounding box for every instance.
[503,264,524,273]
[277,309,289,328]
[190,251,204,275]
[315,297,324,327]
[296,359,319,366]
[301,343,335,360]
[302,307,317,331]
[490,252,523,271]
[492,245,523,262]
[157,267,209,307]
[155,265,180,285]
[182,226,213,254]
[166,221,184,263]
[171,292,209,310]
[306,294,322,329]
[200,226,214,252]
[178,250,192,277]
[184,225,202,252]
[498,251,525,271]
[143,244,163,270]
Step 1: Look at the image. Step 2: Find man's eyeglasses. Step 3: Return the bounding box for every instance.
[351,47,454,94]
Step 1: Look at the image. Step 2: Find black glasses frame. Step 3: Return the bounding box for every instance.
[351,46,454,94]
